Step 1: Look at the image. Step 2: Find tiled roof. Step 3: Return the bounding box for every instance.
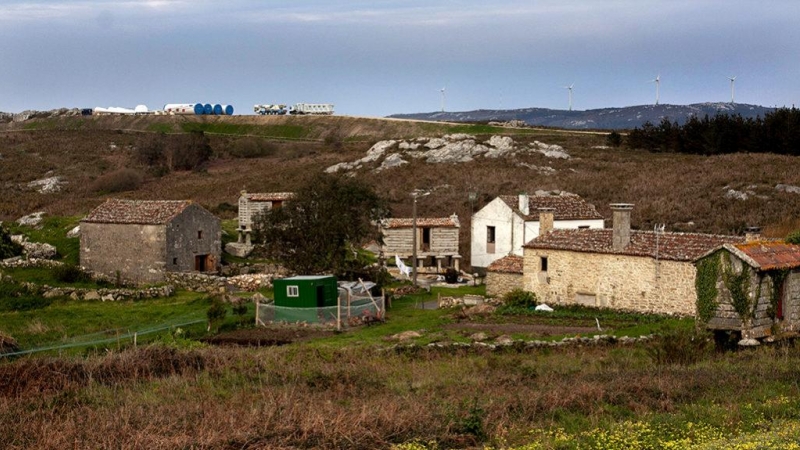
[487,255,523,274]
[83,199,193,225]
[383,216,459,229]
[499,194,603,221]
[246,192,294,202]
[730,242,800,271]
[525,229,744,262]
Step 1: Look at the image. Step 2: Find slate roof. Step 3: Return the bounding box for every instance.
[525,229,744,262]
[499,194,603,221]
[246,192,294,202]
[727,242,800,271]
[487,255,524,274]
[383,216,459,229]
[83,199,193,225]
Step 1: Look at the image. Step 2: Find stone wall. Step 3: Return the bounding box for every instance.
[0,257,64,269]
[164,272,228,294]
[165,204,222,274]
[81,222,166,284]
[486,272,523,297]
[523,248,697,315]
[29,284,173,301]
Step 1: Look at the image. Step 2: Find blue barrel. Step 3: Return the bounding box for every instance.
[203,103,213,114]
[213,104,223,115]
[224,104,234,115]
[193,103,204,115]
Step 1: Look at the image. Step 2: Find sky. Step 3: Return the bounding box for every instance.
[1,0,799,116]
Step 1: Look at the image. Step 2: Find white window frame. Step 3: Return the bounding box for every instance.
[287,285,299,297]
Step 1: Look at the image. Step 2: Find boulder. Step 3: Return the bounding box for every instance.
[387,330,422,341]
[27,176,65,194]
[375,153,408,172]
[84,290,101,300]
[776,184,800,194]
[66,226,80,238]
[16,211,45,227]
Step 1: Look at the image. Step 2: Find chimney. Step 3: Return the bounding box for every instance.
[610,203,634,251]
[518,193,529,216]
[745,226,761,243]
[538,207,555,236]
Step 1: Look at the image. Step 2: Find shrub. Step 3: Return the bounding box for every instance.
[606,130,623,147]
[228,137,276,158]
[206,297,227,332]
[786,230,800,245]
[502,288,538,308]
[90,168,144,193]
[0,224,23,259]
[444,267,459,283]
[646,329,712,365]
[52,264,92,284]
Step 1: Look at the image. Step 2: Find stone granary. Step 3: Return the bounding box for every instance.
[381,215,461,272]
[236,191,295,245]
[695,239,800,342]
[471,192,604,270]
[521,204,744,315]
[80,199,221,284]
[485,255,523,297]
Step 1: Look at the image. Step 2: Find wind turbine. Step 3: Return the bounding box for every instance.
[563,84,574,111]
[650,74,661,105]
[728,76,737,104]
[440,87,446,112]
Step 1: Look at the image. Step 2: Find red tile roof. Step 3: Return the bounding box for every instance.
[499,194,603,221]
[383,216,459,229]
[731,242,800,271]
[525,229,744,262]
[487,255,523,274]
[83,199,193,225]
[246,192,294,202]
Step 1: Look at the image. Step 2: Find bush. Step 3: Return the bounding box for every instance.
[606,130,623,147]
[0,225,23,259]
[206,297,227,332]
[786,230,800,245]
[52,264,92,284]
[502,289,538,308]
[646,329,712,365]
[90,168,144,193]
[228,137,276,158]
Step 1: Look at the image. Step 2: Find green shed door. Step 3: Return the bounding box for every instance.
[316,285,325,308]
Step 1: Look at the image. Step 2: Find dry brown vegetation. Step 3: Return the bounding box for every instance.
[1,342,799,449]
[3,115,800,265]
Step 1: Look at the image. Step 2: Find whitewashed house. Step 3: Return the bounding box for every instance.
[470,193,604,270]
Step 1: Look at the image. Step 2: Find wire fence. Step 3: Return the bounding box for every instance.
[1,313,207,358]
[256,290,385,329]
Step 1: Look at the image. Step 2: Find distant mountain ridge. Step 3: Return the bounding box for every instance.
[388,102,776,130]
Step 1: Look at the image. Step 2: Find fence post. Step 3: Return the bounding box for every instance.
[255,301,259,327]
[337,292,341,332]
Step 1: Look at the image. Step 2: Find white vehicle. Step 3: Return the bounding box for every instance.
[290,103,334,115]
[254,104,288,115]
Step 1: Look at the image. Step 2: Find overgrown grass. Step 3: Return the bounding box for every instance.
[180,122,310,139]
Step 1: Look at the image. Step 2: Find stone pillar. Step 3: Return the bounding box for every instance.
[436,257,442,272]
[245,230,252,246]
[611,203,634,251]
[538,207,555,236]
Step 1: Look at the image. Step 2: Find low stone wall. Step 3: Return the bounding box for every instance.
[25,283,174,301]
[485,272,523,297]
[164,272,228,295]
[0,257,64,269]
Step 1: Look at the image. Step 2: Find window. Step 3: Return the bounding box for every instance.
[287,285,299,297]
[197,230,203,239]
[172,257,178,265]
[578,225,590,230]
[541,256,548,272]
[486,226,496,253]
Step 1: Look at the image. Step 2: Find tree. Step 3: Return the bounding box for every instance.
[0,224,23,259]
[253,173,389,275]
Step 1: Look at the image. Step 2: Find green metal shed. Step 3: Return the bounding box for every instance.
[273,275,339,323]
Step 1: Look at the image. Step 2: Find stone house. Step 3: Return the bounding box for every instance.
[236,191,294,244]
[522,204,743,315]
[381,215,461,272]
[80,199,221,284]
[695,240,800,341]
[471,193,604,270]
[485,255,523,297]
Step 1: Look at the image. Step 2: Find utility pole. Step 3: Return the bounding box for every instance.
[411,190,430,286]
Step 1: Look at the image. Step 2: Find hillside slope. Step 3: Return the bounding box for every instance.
[389,102,775,130]
[2,115,800,267]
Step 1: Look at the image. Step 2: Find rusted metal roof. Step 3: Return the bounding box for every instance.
[499,194,603,221]
[525,229,744,262]
[487,255,523,274]
[246,192,295,202]
[732,242,800,271]
[382,216,460,229]
[82,199,193,225]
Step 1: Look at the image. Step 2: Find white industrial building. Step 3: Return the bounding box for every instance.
[470,193,604,270]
